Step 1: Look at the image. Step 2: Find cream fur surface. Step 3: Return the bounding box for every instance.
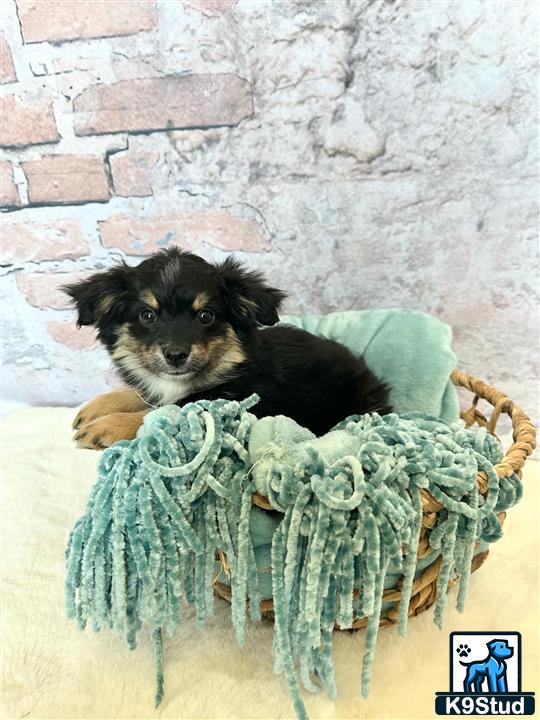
[1,407,538,720]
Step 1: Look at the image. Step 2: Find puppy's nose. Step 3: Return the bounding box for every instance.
[163,346,189,367]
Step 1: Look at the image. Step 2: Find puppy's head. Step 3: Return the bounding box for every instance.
[63,248,285,401]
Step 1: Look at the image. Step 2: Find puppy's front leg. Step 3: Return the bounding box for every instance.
[73,388,149,430]
[74,410,148,450]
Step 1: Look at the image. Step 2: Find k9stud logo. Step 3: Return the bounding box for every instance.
[435,632,535,715]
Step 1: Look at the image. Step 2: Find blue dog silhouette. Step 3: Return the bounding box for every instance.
[460,639,513,693]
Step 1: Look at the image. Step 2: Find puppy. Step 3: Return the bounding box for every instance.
[64,248,391,448]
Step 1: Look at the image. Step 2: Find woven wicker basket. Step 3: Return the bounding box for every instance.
[214,369,536,628]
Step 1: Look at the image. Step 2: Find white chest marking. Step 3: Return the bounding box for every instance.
[124,363,193,406]
[143,374,193,405]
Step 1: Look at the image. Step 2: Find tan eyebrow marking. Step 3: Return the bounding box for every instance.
[192,291,210,312]
[141,290,159,310]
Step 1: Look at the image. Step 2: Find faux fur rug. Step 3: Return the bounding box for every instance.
[1,407,538,720]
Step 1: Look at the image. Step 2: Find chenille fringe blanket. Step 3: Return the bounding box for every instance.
[65,396,522,720]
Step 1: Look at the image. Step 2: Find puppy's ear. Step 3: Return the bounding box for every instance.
[62,264,131,327]
[216,257,286,328]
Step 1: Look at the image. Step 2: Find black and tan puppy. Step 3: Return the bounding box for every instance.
[64,248,390,448]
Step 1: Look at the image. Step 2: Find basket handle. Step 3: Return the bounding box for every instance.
[451,368,536,478]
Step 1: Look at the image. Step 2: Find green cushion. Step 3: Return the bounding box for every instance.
[282,308,459,423]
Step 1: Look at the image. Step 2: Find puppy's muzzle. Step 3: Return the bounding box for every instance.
[162,345,190,369]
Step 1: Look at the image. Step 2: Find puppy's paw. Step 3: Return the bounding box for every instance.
[74,411,147,450]
[73,389,147,430]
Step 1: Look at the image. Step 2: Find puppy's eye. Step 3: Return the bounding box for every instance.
[197,309,214,325]
[139,308,157,325]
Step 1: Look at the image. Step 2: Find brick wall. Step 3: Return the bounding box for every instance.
[0,0,538,417]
